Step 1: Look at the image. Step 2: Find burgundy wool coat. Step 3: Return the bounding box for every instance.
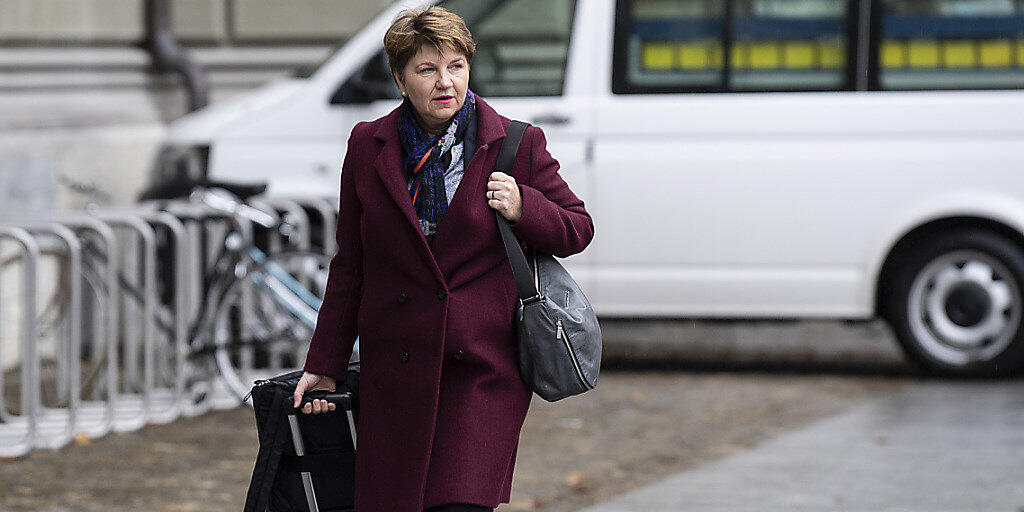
[301,95,594,511]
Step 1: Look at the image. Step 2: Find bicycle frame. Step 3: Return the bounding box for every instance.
[245,245,322,328]
[76,198,324,357]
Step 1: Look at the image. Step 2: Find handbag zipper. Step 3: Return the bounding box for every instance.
[242,377,273,402]
[556,319,593,390]
[532,249,540,294]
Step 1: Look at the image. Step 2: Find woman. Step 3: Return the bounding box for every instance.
[291,7,594,512]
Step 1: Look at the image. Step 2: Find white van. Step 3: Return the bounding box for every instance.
[143,0,1024,377]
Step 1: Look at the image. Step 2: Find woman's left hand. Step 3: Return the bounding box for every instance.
[486,171,522,223]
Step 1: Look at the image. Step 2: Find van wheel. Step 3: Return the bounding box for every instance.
[882,228,1024,377]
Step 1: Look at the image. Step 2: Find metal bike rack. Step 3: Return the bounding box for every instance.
[87,211,159,432]
[140,210,189,424]
[98,208,190,425]
[268,196,337,369]
[206,204,271,410]
[247,197,311,374]
[138,202,215,417]
[122,226,144,394]
[165,198,288,410]
[279,195,337,255]
[256,197,312,252]
[139,201,258,412]
[138,202,230,332]
[0,222,84,451]
[0,227,40,457]
[148,203,221,416]
[8,215,120,441]
[34,225,82,449]
[144,201,282,411]
[154,197,320,409]
[0,192,342,455]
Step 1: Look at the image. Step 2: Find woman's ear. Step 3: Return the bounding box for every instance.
[393,71,405,95]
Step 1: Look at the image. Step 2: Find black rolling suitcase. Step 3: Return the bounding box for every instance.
[242,363,360,512]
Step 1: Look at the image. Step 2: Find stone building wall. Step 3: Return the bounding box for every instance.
[0,0,397,370]
[0,0,393,43]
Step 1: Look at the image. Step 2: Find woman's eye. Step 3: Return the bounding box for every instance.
[420,67,434,73]
[451,63,463,70]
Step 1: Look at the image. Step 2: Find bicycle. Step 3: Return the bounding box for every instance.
[139,180,345,405]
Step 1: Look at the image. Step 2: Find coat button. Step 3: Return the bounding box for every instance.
[397,292,407,303]
[436,289,446,300]
[454,349,464,360]
[400,351,409,362]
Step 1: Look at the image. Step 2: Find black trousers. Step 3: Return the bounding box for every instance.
[424,503,494,512]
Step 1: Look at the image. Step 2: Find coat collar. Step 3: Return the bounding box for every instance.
[370,94,508,279]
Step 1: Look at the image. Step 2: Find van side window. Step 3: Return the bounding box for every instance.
[612,0,852,93]
[614,0,725,90]
[877,0,1024,90]
[448,0,577,96]
[730,1,849,91]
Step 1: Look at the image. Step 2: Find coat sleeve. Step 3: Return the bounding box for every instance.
[508,125,595,257]
[302,124,367,382]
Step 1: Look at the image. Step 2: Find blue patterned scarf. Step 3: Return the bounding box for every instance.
[398,89,477,246]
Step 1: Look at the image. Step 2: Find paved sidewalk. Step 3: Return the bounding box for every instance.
[579,379,1024,512]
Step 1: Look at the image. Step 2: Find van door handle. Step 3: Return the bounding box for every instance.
[530,113,571,125]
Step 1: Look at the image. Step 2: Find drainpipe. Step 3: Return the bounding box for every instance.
[141,0,210,111]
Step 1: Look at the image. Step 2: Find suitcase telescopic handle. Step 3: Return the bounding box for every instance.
[289,391,353,415]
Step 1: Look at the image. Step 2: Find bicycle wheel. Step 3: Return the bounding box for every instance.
[206,250,331,402]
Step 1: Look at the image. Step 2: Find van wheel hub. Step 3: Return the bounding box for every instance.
[944,282,991,327]
[908,250,1021,364]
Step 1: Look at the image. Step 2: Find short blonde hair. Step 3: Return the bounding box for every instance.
[383,7,476,84]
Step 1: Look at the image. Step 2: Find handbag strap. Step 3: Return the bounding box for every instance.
[243,386,290,512]
[493,120,541,302]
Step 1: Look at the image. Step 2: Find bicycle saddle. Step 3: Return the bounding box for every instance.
[204,179,268,199]
[139,178,268,201]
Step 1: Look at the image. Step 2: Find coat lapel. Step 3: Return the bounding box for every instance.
[429,97,507,259]
[371,107,442,276]
[370,96,508,281]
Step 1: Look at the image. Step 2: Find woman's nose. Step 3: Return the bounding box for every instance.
[437,71,454,89]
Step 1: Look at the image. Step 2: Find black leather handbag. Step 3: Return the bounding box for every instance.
[493,120,602,402]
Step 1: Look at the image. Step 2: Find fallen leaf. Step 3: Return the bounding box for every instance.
[566,472,586,486]
[505,499,536,510]
[167,501,202,511]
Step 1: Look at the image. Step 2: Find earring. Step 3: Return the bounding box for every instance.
[401,91,407,96]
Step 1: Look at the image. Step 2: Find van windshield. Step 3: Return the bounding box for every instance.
[328,0,576,102]
[297,0,506,80]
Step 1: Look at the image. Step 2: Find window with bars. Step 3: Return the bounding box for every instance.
[878,0,1024,89]
[613,0,852,93]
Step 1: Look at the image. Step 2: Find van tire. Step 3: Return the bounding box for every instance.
[881,228,1024,377]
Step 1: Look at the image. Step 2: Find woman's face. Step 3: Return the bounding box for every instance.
[394,44,470,134]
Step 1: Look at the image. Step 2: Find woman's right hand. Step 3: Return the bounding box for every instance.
[293,371,338,414]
